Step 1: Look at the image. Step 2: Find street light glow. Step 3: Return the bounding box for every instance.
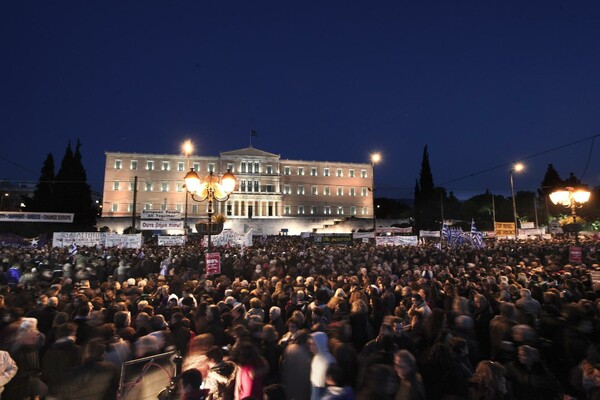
[371,153,381,165]
[182,140,193,156]
[513,163,524,172]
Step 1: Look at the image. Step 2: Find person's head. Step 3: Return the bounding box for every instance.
[394,349,418,379]
[83,339,106,363]
[472,360,507,395]
[263,384,286,400]
[179,368,203,395]
[206,345,224,367]
[269,306,281,321]
[518,345,540,368]
[325,363,345,387]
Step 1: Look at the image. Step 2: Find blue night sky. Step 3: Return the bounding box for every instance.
[1,1,600,199]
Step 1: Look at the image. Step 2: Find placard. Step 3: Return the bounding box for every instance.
[140,220,184,230]
[158,236,186,246]
[141,210,182,220]
[205,252,221,275]
[569,246,582,263]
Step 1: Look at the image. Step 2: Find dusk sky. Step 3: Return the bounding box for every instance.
[2,1,599,199]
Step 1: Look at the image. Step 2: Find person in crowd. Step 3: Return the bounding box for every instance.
[204,345,237,400]
[309,331,336,400]
[469,360,510,400]
[280,329,312,400]
[41,322,81,397]
[393,349,425,400]
[0,350,17,399]
[322,364,355,400]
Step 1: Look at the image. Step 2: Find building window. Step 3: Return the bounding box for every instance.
[362,206,368,215]
[324,187,330,196]
[284,205,291,215]
[298,167,304,176]
[241,181,246,191]
[128,181,135,191]
[176,182,183,192]
[161,182,169,192]
[324,206,331,214]
[227,163,234,172]
[264,184,274,193]
[297,185,305,195]
[284,166,291,175]
[336,168,343,177]
[350,187,356,196]
[176,204,183,212]
[208,163,215,172]
[349,169,355,178]
[337,187,343,196]
[311,206,317,215]
[162,161,170,171]
[114,160,122,170]
[178,162,185,172]
[113,181,120,191]
[298,205,305,214]
[130,160,138,170]
[350,206,357,215]
[111,203,118,212]
[254,181,259,192]
[311,167,317,176]
[193,162,200,172]
[254,162,259,173]
[312,186,318,195]
[266,165,273,174]
[361,187,368,196]
[126,203,132,212]
[361,169,367,178]
[323,168,330,177]
[241,162,247,173]
[247,180,253,192]
[146,161,154,171]
[146,182,153,192]
[192,204,198,213]
[144,203,152,211]
[227,204,232,216]
[337,206,344,215]
[160,203,167,211]
[283,185,291,195]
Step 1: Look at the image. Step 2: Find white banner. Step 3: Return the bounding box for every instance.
[353,232,374,239]
[53,232,142,248]
[419,230,441,238]
[140,220,184,230]
[520,222,535,229]
[376,226,412,234]
[158,236,186,246]
[207,229,249,248]
[105,233,142,249]
[53,232,105,247]
[141,210,183,220]
[376,236,418,246]
[518,228,545,236]
[0,212,74,223]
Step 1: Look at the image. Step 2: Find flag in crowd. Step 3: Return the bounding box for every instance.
[471,219,484,248]
[442,221,484,249]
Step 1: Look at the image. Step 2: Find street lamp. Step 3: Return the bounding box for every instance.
[184,168,236,251]
[549,186,591,243]
[371,152,381,234]
[509,163,524,239]
[182,140,193,234]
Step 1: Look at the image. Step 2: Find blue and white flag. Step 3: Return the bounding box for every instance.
[69,242,78,256]
[471,219,484,248]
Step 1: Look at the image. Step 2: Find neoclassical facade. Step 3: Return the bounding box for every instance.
[102,146,374,232]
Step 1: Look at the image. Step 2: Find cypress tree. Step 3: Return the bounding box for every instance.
[31,153,56,212]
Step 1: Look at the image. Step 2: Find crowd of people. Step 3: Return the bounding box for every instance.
[0,235,598,400]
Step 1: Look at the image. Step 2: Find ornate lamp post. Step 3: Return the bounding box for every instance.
[549,187,591,243]
[182,140,193,235]
[184,168,236,251]
[371,152,381,234]
[509,163,524,239]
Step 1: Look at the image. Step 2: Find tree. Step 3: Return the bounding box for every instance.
[31,153,56,212]
[413,145,440,230]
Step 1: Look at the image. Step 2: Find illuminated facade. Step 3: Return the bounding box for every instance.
[102,146,374,231]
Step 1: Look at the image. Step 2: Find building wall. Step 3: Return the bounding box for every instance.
[102,147,374,232]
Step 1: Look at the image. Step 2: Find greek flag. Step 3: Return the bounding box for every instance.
[69,242,78,256]
[442,224,451,242]
[471,219,484,248]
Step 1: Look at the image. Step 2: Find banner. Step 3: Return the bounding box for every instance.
[140,220,184,230]
[376,236,418,246]
[483,231,496,239]
[494,222,515,237]
[352,232,374,239]
[520,222,535,229]
[205,252,221,275]
[569,246,582,263]
[591,271,600,291]
[158,236,186,246]
[105,233,142,249]
[141,210,182,220]
[376,226,412,234]
[0,212,74,223]
[313,233,353,245]
[419,230,441,238]
[53,232,142,248]
[208,229,248,248]
[518,228,545,236]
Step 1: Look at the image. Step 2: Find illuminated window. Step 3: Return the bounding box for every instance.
[361,169,367,178]
[146,161,154,171]
[284,205,291,215]
[127,203,133,212]
[254,181,259,192]
[350,206,357,215]
[114,160,122,170]
[349,187,356,196]
[146,182,153,192]
[193,162,200,172]
[298,205,305,214]
[311,167,317,176]
[176,182,183,192]
[176,204,183,212]
[337,206,344,215]
[324,206,331,214]
[297,185,305,195]
[362,206,368,215]
[337,187,343,196]
[266,165,273,174]
[113,181,120,191]
[336,169,343,177]
[161,161,170,171]
[283,185,291,195]
[362,187,368,196]
[298,167,304,176]
[160,203,167,211]
[241,181,246,191]
[161,182,169,192]
[323,168,330,177]
[254,162,259,172]
[312,186,318,195]
[178,162,185,172]
[111,203,118,212]
[130,160,138,170]
[128,181,134,191]
[349,169,355,178]
[192,204,198,213]
[324,187,330,196]
[144,203,152,211]
[284,166,291,175]
[208,163,215,172]
[241,162,247,173]
[311,206,317,215]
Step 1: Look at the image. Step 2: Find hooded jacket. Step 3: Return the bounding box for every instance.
[310,332,336,388]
